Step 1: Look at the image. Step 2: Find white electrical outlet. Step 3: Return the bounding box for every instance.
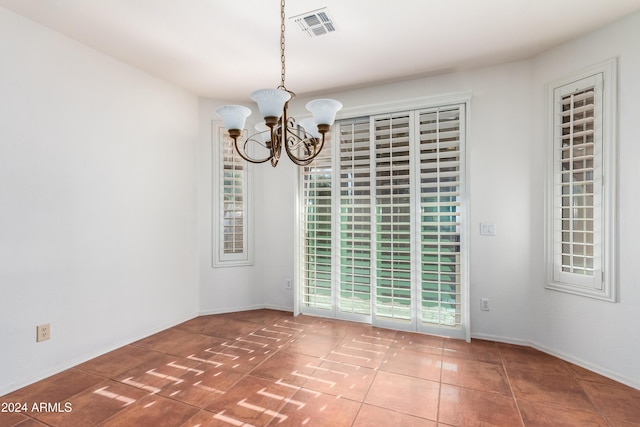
[481,298,490,311]
[37,323,51,342]
[285,279,293,290]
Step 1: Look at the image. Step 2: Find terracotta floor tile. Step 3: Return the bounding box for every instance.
[508,368,596,412]
[250,351,320,387]
[181,410,241,427]
[391,331,443,355]
[518,400,609,426]
[282,314,319,326]
[174,316,229,336]
[268,317,312,339]
[131,327,200,354]
[98,393,198,426]
[344,326,398,343]
[204,319,264,340]
[305,318,374,338]
[364,371,439,420]
[0,411,29,427]
[301,358,376,402]
[204,375,298,426]
[438,384,522,426]
[237,327,295,349]
[3,418,48,427]
[441,356,511,395]
[380,348,442,382]
[75,345,166,378]
[157,365,244,408]
[204,336,277,373]
[281,333,343,358]
[443,338,502,364]
[499,343,571,375]
[165,334,227,360]
[32,380,148,427]
[267,389,361,426]
[580,380,640,424]
[325,335,390,369]
[3,369,104,407]
[214,309,291,325]
[352,404,437,427]
[568,363,629,388]
[114,353,204,395]
[607,420,640,427]
[251,324,300,348]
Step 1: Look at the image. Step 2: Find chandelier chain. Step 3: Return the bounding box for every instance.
[280,0,286,88]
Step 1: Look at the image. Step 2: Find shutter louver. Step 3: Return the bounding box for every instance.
[301,137,333,310]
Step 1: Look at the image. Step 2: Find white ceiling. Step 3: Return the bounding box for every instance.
[2,0,640,101]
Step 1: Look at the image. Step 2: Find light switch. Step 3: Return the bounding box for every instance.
[480,222,496,236]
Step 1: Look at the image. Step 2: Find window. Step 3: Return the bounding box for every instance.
[546,59,617,301]
[213,122,253,267]
[299,95,469,339]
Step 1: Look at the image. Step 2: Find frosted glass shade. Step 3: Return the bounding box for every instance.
[216,105,251,130]
[306,99,343,126]
[250,89,291,118]
[299,118,321,139]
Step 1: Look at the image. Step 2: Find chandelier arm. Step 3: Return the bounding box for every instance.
[283,126,326,166]
[269,123,282,168]
[233,136,273,164]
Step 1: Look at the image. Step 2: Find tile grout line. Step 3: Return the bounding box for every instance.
[499,345,527,427]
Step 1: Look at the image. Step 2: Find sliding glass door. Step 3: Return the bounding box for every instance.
[299,102,468,339]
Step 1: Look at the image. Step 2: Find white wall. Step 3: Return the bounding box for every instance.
[529,11,640,388]
[0,8,199,395]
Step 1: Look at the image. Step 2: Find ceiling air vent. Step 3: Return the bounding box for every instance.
[290,8,338,38]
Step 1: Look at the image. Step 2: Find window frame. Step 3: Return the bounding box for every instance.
[545,59,617,301]
[212,121,254,267]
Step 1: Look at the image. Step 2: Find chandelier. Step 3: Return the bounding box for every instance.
[216,0,342,167]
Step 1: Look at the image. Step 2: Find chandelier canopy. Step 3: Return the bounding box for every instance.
[216,0,342,167]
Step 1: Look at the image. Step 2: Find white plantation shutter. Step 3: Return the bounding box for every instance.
[301,137,333,310]
[554,80,600,288]
[546,59,616,301]
[222,139,245,254]
[419,107,463,328]
[299,97,469,338]
[339,118,372,316]
[214,123,252,266]
[374,113,413,322]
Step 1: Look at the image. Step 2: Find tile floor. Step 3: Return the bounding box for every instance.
[2,309,639,426]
